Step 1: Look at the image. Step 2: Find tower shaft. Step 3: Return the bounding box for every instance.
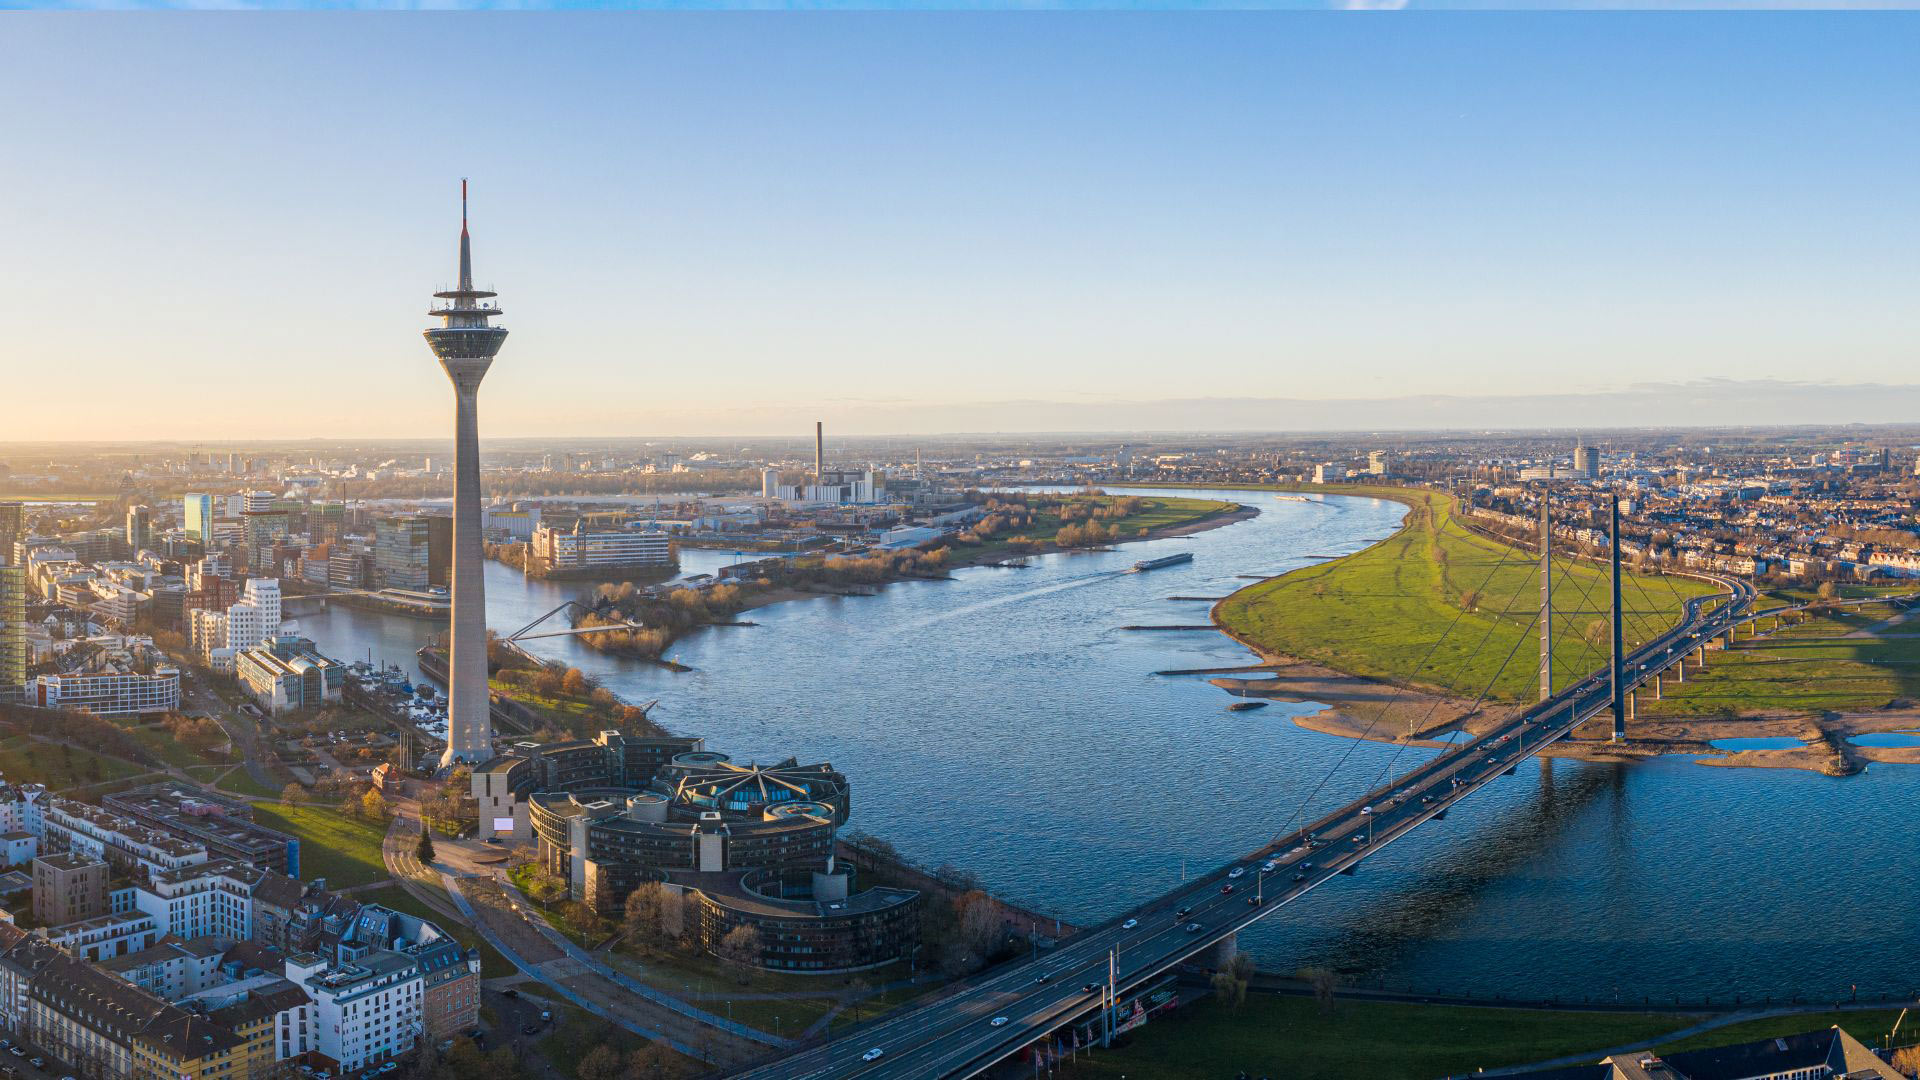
[425,181,508,768]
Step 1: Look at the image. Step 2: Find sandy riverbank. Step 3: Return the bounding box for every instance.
[1201,490,1920,775]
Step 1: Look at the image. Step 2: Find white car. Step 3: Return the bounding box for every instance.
[862,1048,885,1062]
[1227,867,1245,879]
[1121,918,1137,930]
[990,1016,1009,1027]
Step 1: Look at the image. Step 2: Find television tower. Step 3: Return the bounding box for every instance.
[425,180,508,767]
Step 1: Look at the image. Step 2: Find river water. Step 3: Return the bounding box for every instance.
[291,487,1920,1003]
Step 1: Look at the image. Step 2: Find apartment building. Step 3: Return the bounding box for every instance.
[31,853,109,925]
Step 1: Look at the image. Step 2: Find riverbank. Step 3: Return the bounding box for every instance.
[1203,485,1920,773]
[1068,987,1908,1080]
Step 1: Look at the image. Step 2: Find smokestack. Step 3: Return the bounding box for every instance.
[815,421,824,480]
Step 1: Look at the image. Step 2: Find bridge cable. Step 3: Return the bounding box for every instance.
[1264,510,1535,848]
[1357,543,1565,796]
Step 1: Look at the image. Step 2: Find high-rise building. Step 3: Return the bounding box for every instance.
[1572,445,1599,479]
[0,503,25,692]
[0,502,23,564]
[374,516,435,591]
[125,505,151,553]
[182,493,214,542]
[0,564,24,692]
[424,181,508,767]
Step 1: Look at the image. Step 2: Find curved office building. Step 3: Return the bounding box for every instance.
[474,732,918,974]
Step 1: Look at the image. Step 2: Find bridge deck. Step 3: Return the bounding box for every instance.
[733,576,1761,1080]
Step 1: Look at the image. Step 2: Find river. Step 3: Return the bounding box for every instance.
[291,486,1920,1003]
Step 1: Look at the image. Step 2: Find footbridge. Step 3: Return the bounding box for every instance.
[728,497,1840,1079]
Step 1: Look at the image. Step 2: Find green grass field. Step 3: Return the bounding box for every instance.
[249,801,391,888]
[602,946,919,1037]
[1643,591,1920,716]
[1215,487,1718,702]
[1072,994,1905,1080]
[0,734,148,790]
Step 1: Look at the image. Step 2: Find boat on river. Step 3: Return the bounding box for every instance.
[1129,552,1194,573]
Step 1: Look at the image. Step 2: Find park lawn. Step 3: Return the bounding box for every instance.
[353,885,518,979]
[603,946,919,1038]
[1071,995,1698,1080]
[127,726,233,772]
[537,1003,705,1078]
[1215,487,1717,703]
[1652,1010,1906,1054]
[489,675,605,727]
[1643,596,1920,716]
[941,495,1237,566]
[214,767,282,799]
[249,802,390,888]
[0,734,148,791]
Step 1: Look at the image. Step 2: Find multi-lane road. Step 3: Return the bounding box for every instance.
[733,575,1757,1080]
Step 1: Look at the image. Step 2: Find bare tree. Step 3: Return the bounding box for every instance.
[717,925,762,984]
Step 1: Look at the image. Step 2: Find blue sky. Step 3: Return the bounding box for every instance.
[2,15,1917,437]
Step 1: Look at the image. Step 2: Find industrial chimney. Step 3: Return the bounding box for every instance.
[815,421,824,480]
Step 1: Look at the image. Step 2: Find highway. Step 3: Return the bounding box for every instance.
[731,574,1758,1080]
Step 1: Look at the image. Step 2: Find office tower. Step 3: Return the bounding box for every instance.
[125,505,151,553]
[373,515,449,591]
[0,503,23,690]
[1572,445,1599,479]
[183,493,214,542]
[423,181,508,767]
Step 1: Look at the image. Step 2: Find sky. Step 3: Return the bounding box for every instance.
[2,14,1917,438]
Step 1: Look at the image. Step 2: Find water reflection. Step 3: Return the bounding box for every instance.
[293,487,1920,1000]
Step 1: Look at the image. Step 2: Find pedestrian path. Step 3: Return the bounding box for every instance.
[441,873,704,1058]
[490,875,790,1048]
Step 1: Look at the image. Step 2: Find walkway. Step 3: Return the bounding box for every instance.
[1472,999,1918,1077]
[492,876,789,1048]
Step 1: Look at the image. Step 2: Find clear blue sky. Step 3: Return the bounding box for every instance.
[2,14,1916,438]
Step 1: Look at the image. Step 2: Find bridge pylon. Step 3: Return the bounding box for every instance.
[1609,495,1626,742]
[1539,499,1552,701]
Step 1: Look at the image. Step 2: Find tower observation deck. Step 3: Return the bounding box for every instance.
[426,180,508,767]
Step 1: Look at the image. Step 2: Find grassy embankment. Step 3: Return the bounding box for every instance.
[249,801,391,888]
[1215,487,1716,702]
[940,494,1240,566]
[1070,994,1905,1080]
[1640,584,1920,716]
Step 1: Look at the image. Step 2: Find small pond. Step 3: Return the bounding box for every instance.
[1710,736,1807,752]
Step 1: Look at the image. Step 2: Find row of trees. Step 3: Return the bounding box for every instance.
[1053,521,1120,548]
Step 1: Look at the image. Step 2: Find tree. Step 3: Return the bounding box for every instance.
[1299,966,1339,1017]
[624,1042,684,1080]
[360,788,388,821]
[716,924,762,983]
[576,1045,624,1080]
[954,890,1003,965]
[561,667,590,697]
[622,882,686,953]
[1888,1045,1920,1077]
[1210,952,1255,1011]
[415,828,436,863]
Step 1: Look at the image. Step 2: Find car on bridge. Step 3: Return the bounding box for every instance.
[1184,922,1203,933]
[1122,918,1137,929]
[862,1048,884,1062]
[990,1017,1009,1027]
[1228,866,1245,879]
